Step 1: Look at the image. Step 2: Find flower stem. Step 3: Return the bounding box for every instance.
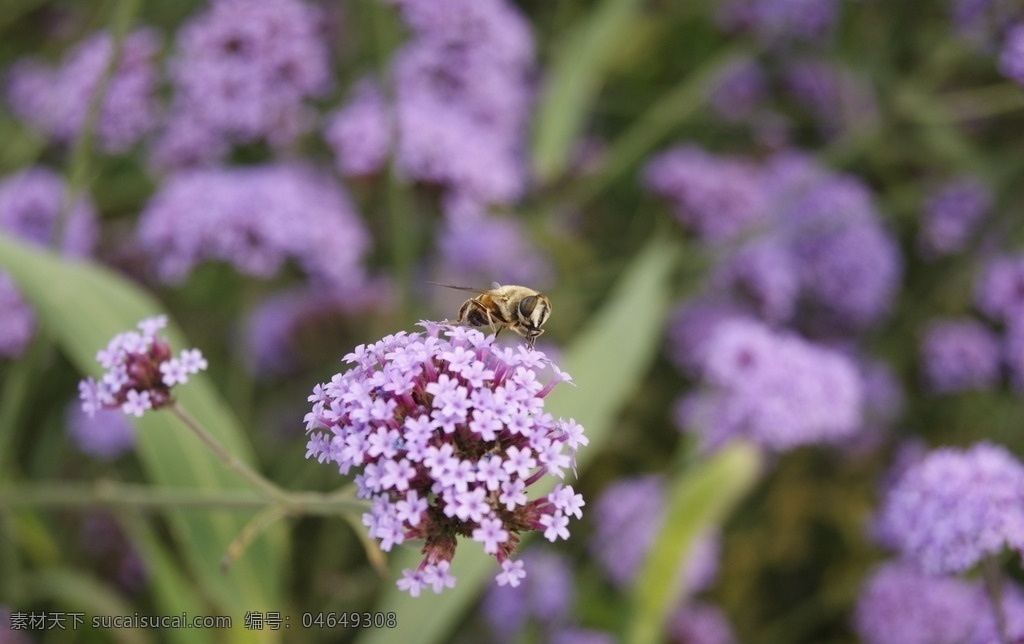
[168,402,291,504]
[983,554,1009,644]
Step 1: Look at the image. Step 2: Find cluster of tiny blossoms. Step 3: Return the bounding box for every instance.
[304,323,587,596]
[78,316,208,418]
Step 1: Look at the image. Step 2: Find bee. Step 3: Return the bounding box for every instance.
[428,282,552,348]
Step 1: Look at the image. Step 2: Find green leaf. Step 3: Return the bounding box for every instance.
[627,442,762,644]
[358,235,678,644]
[0,234,285,638]
[531,0,645,183]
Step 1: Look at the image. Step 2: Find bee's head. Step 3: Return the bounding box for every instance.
[517,294,551,348]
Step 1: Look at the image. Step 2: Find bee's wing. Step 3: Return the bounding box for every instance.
[426,281,487,294]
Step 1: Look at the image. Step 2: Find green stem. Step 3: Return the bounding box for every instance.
[0,336,51,479]
[0,480,366,516]
[168,403,291,504]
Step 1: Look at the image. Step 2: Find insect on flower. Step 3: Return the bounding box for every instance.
[429,282,552,349]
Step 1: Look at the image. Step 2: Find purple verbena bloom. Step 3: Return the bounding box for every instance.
[918,178,991,258]
[679,319,863,451]
[323,80,391,177]
[0,167,98,357]
[853,561,980,644]
[875,442,1024,574]
[304,323,585,595]
[5,29,160,153]
[716,0,839,44]
[709,57,766,122]
[711,239,799,323]
[480,547,574,639]
[78,316,208,418]
[974,255,1024,323]
[589,475,720,593]
[1000,23,1024,84]
[643,145,767,243]
[153,0,331,168]
[970,582,1024,644]
[666,299,751,375]
[66,402,135,459]
[920,318,1001,393]
[666,602,737,644]
[137,164,370,294]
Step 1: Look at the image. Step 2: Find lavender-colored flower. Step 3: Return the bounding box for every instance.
[712,239,799,323]
[304,323,586,595]
[0,167,98,357]
[666,602,736,644]
[78,316,208,418]
[153,0,330,167]
[918,179,991,258]
[589,475,720,592]
[875,442,1024,574]
[679,319,863,451]
[480,547,574,640]
[5,29,160,153]
[716,0,839,44]
[435,211,552,289]
[137,164,370,294]
[66,402,134,459]
[969,582,1024,644]
[919,318,1001,393]
[781,174,901,330]
[1000,23,1024,84]
[709,58,767,123]
[323,80,391,177]
[550,629,617,644]
[975,255,1024,323]
[643,146,767,243]
[853,561,980,644]
[666,300,751,375]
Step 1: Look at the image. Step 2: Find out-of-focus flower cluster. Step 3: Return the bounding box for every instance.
[79,316,208,418]
[304,323,586,595]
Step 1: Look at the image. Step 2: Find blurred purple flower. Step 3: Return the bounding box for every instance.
[666,602,736,644]
[137,164,370,293]
[66,402,134,459]
[920,318,1000,393]
[918,178,991,258]
[550,629,617,644]
[666,299,752,375]
[80,514,148,591]
[643,146,768,243]
[480,547,574,640]
[589,475,720,592]
[712,239,799,323]
[679,319,863,451]
[783,58,879,138]
[323,80,391,177]
[854,561,980,644]
[152,0,330,168]
[304,323,585,595]
[875,442,1024,574]
[5,29,160,153]
[953,0,1022,46]
[1001,24,1024,84]
[716,0,839,44]
[709,58,767,122]
[974,254,1024,323]
[0,167,98,357]
[970,583,1024,644]
[436,210,552,289]
[1004,321,1024,390]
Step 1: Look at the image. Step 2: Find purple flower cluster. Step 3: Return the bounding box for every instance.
[4,29,160,153]
[78,316,208,418]
[666,603,736,644]
[918,178,991,258]
[975,254,1024,323]
[678,318,863,451]
[66,403,135,459]
[325,0,534,210]
[480,547,574,640]
[152,0,331,168]
[303,323,586,595]
[435,211,552,288]
[136,164,370,293]
[875,442,1024,574]
[589,475,720,591]
[919,318,1001,393]
[1000,23,1024,84]
[854,562,982,644]
[0,167,98,357]
[647,150,901,331]
[716,0,839,44]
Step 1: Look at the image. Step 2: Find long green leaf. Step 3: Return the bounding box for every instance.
[627,442,762,644]
[359,235,678,644]
[531,0,644,183]
[0,234,284,642]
